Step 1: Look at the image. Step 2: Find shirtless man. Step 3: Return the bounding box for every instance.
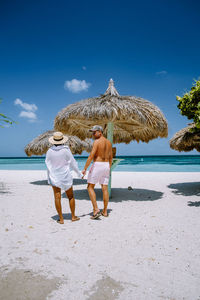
[82,125,113,219]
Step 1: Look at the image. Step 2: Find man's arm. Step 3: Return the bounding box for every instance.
[82,140,98,176]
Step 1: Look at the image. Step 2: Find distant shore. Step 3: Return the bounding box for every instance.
[1,170,200,299]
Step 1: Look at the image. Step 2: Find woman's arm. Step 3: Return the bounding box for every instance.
[67,148,82,178]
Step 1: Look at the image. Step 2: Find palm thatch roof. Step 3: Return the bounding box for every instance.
[170,123,200,152]
[24,130,92,156]
[54,79,168,143]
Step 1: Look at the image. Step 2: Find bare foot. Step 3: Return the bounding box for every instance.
[57,219,64,224]
[72,216,80,222]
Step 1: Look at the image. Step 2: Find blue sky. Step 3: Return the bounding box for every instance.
[0,0,200,156]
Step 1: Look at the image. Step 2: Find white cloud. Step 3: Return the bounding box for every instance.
[19,111,37,122]
[82,66,86,70]
[64,79,91,93]
[14,98,38,122]
[14,98,37,112]
[156,70,167,75]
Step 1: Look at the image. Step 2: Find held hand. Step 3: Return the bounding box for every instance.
[82,169,86,178]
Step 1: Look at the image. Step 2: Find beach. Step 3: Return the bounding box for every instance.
[1,170,200,300]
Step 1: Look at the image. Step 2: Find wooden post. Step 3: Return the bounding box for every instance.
[107,122,114,197]
[107,122,114,144]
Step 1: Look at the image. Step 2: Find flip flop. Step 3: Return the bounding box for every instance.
[90,211,101,219]
[72,217,80,222]
[101,212,108,217]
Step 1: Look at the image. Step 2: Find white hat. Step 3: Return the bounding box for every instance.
[49,132,68,145]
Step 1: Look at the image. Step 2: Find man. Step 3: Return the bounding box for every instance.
[82,125,113,219]
[45,132,82,224]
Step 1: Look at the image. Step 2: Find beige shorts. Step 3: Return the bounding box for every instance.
[87,162,110,185]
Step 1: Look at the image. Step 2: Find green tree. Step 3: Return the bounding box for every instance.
[177,79,200,131]
[0,99,15,128]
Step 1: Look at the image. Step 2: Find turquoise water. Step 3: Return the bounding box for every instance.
[1,156,200,172]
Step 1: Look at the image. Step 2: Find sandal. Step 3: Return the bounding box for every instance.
[101,211,108,217]
[90,211,101,219]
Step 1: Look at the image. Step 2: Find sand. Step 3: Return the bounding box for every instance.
[0,170,200,300]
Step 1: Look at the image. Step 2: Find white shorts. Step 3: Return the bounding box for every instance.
[87,162,110,185]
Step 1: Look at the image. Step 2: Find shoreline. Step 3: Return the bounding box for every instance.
[1,156,200,173]
[1,170,200,299]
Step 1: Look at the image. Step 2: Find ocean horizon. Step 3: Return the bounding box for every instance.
[1,155,200,172]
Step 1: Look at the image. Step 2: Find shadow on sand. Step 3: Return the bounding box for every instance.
[51,213,73,221]
[30,180,48,185]
[30,180,163,202]
[0,191,10,194]
[61,188,163,203]
[51,209,113,221]
[168,182,200,197]
[30,178,87,186]
[0,182,10,194]
[73,178,87,185]
[188,201,200,207]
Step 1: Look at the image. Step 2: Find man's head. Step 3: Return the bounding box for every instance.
[89,125,103,139]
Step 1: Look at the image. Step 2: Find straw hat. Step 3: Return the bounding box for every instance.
[49,131,68,145]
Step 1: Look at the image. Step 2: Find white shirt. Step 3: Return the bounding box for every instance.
[45,145,82,190]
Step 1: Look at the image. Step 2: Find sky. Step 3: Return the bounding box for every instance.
[0,0,200,156]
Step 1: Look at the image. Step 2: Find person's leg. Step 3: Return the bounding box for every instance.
[65,186,80,222]
[52,186,64,224]
[101,184,109,217]
[87,183,100,217]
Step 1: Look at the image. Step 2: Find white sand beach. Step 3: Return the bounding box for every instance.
[1,170,200,300]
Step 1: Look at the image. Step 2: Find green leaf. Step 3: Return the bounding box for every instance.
[177,79,200,127]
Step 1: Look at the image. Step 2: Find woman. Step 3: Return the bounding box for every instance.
[45,132,82,224]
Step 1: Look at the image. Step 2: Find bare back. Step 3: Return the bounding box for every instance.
[93,136,112,163]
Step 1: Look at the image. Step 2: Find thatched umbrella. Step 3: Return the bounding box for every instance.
[24,130,92,156]
[54,79,168,196]
[54,79,168,144]
[170,123,200,152]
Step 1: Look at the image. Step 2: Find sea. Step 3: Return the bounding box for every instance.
[1,156,200,172]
